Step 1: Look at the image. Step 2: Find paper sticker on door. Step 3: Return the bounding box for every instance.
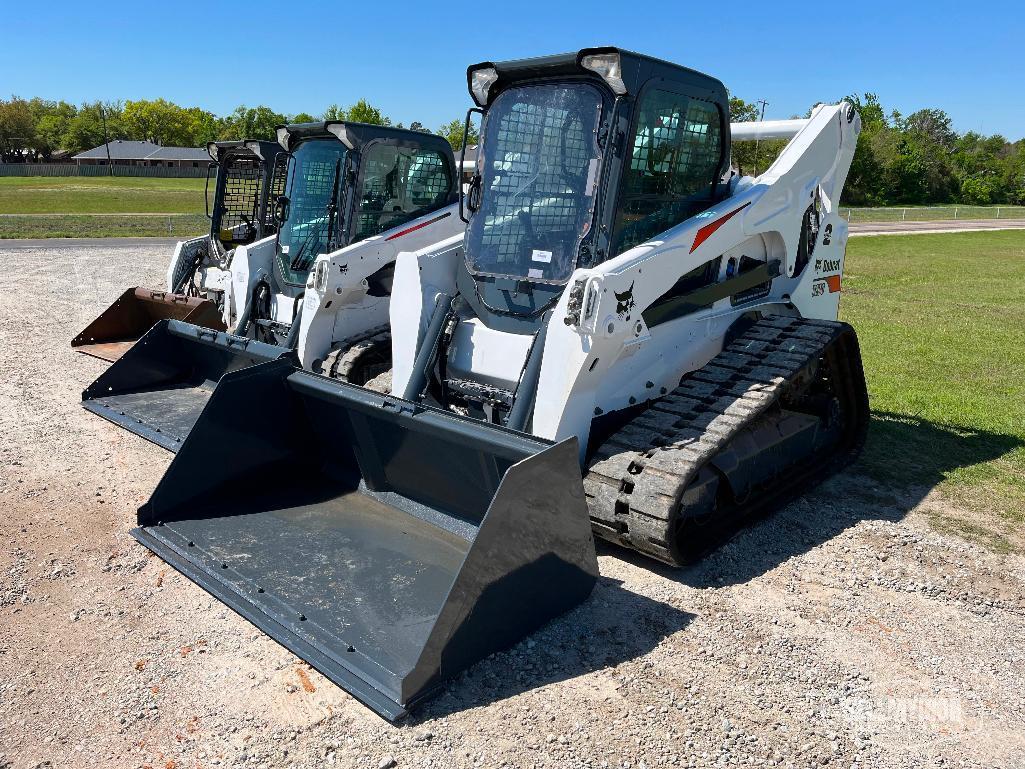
[531,249,553,263]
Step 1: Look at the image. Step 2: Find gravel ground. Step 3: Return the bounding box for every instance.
[1,243,1023,769]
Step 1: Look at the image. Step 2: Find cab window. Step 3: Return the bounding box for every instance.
[611,89,723,255]
[354,144,451,241]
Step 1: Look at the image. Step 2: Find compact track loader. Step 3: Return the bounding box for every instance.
[71,140,286,362]
[83,121,461,450]
[128,48,869,719]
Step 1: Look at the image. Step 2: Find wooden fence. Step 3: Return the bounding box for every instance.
[0,163,210,179]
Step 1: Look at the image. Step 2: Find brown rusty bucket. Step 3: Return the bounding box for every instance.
[72,287,226,363]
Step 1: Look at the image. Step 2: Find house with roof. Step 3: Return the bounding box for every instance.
[73,140,211,169]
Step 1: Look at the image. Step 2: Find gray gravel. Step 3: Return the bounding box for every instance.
[1,242,1023,769]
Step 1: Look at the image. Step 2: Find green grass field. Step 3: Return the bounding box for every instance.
[841,230,1025,550]
[0,176,206,214]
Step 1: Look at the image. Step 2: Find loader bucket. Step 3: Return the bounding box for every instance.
[82,319,293,452]
[132,359,598,720]
[72,287,226,362]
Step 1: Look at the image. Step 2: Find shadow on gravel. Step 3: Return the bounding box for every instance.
[605,411,1022,589]
[416,575,694,720]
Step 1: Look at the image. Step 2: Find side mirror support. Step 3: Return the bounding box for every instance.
[459,107,484,223]
[274,195,290,225]
[204,162,215,220]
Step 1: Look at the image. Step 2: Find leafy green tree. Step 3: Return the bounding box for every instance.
[728,96,760,123]
[184,107,220,146]
[59,101,122,155]
[0,97,36,161]
[290,112,317,124]
[321,100,391,126]
[123,99,187,145]
[344,99,390,126]
[843,93,888,205]
[322,104,345,121]
[30,99,77,159]
[437,117,478,151]
[727,96,786,176]
[218,105,289,141]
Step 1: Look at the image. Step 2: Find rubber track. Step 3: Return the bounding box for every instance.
[320,324,391,384]
[583,316,865,566]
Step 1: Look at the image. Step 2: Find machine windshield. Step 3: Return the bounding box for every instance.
[465,83,604,284]
[277,138,347,286]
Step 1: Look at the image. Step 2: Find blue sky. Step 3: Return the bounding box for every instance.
[5,0,1024,140]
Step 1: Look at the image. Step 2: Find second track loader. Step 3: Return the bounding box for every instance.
[126,47,870,720]
[72,140,286,361]
[83,121,462,450]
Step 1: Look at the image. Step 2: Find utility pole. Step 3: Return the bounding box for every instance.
[754,99,768,176]
[100,104,114,177]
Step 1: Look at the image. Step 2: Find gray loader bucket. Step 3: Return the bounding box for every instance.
[72,287,226,362]
[132,359,598,720]
[82,319,292,452]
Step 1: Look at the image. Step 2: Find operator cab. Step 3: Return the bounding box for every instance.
[205,140,285,254]
[247,121,457,345]
[420,48,731,424]
[457,48,731,335]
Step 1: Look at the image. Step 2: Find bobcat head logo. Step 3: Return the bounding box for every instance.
[614,282,635,320]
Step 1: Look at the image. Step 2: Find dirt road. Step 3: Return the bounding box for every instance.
[2,242,1023,769]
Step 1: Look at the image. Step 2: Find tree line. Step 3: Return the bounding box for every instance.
[0,96,477,163]
[731,94,1024,206]
[1,93,1022,206]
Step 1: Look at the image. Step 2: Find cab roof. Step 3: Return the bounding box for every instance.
[275,120,454,158]
[466,46,728,108]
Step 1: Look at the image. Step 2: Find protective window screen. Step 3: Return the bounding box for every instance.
[276,139,347,287]
[354,145,451,241]
[217,156,263,246]
[612,91,722,255]
[466,84,603,284]
[264,152,289,232]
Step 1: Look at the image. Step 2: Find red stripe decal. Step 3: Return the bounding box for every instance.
[824,274,842,293]
[385,211,452,241]
[689,202,751,253]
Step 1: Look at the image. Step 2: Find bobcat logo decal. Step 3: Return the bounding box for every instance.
[615,282,635,320]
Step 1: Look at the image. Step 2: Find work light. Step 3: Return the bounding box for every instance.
[469,66,499,107]
[326,122,356,149]
[580,52,626,95]
[275,126,290,150]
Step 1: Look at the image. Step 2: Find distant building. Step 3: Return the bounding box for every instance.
[73,140,210,169]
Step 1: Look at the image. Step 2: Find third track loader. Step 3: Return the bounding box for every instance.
[72,140,286,361]
[127,47,870,720]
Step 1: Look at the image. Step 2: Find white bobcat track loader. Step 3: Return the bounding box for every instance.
[124,47,869,721]
[71,140,286,362]
[82,121,463,451]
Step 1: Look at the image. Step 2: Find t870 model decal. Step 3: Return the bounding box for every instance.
[815,257,841,273]
[812,274,843,296]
